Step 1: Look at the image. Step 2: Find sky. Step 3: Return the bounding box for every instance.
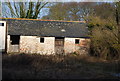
[0,0,119,18]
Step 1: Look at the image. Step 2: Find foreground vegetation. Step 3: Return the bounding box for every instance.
[2,53,120,79]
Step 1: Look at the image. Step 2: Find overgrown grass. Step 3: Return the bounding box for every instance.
[2,53,120,79]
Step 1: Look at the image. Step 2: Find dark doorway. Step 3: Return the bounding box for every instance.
[55,37,64,54]
[10,35,20,45]
[10,35,20,52]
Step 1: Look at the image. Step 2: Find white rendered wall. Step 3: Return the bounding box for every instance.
[0,21,6,53]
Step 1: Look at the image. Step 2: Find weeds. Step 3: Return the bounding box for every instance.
[2,53,120,79]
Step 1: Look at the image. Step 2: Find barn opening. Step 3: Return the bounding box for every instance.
[55,37,64,54]
[10,35,20,45]
[75,39,80,44]
[40,37,44,43]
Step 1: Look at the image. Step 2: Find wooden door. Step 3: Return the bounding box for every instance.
[55,37,64,54]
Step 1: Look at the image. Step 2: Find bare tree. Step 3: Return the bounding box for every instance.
[2,0,48,19]
[42,2,95,21]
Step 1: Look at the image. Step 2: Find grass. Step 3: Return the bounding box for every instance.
[2,53,120,79]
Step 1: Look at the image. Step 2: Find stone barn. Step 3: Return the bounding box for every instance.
[0,18,90,55]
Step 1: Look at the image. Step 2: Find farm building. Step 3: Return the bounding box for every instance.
[0,18,90,55]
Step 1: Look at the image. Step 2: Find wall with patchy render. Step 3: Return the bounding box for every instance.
[7,35,20,53]
[7,35,90,55]
[20,36,55,55]
[64,38,90,55]
[7,35,55,54]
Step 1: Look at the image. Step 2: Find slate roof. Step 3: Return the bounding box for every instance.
[1,18,89,38]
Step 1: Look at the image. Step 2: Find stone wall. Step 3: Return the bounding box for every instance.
[7,35,10,53]
[7,35,90,55]
[20,36,55,55]
[64,37,90,55]
[7,35,19,53]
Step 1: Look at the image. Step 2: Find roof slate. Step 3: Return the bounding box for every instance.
[1,18,88,38]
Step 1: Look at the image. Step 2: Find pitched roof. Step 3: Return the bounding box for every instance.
[1,18,88,38]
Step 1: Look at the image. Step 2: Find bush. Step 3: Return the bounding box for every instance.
[87,16,120,60]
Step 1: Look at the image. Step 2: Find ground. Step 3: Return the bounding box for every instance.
[2,53,120,79]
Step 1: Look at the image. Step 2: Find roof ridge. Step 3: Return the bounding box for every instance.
[0,18,86,23]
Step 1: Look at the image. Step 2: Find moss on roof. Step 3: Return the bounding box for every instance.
[1,18,88,38]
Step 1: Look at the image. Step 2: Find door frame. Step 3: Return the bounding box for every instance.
[55,37,65,54]
[9,35,20,53]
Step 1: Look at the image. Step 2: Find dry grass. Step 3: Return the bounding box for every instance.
[2,53,120,79]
